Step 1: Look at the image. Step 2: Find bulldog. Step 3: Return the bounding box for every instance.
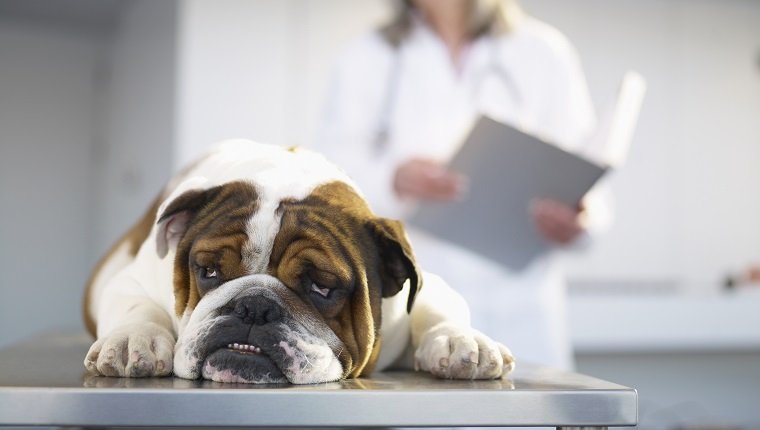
[83,140,514,384]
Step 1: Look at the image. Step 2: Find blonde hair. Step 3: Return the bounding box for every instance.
[379,0,524,48]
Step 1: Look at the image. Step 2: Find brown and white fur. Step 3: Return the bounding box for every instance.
[83,140,514,384]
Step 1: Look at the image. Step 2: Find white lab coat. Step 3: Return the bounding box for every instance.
[316,16,603,370]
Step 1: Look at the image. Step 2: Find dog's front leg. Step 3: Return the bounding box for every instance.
[410,272,515,379]
[84,275,175,377]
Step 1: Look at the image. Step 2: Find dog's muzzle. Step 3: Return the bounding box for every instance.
[173,274,345,384]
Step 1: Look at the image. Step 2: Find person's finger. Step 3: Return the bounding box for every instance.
[417,170,465,201]
[545,199,582,221]
[533,208,581,244]
[541,213,577,243]
[395,159,465,202]
[536,199,581,227]
[551,223,581,244]
[534,212,562,241]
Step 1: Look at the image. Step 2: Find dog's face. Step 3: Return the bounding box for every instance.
[154,152,419,384]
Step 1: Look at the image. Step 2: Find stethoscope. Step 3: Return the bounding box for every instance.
[373,36,523,152]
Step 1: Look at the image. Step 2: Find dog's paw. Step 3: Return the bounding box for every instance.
[84,322,175,377]
[414,322,515,379]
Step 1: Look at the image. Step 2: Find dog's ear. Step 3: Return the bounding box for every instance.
[367,218,422,313]
[155,184,220,258]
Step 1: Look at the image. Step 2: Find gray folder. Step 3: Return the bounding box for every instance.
[409,116,608,272]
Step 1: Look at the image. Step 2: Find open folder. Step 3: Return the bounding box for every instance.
[409,72,646,271]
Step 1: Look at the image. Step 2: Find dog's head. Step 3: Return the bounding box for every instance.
[154,143,420,384]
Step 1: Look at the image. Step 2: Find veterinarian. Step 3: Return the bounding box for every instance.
[315,0,611,370]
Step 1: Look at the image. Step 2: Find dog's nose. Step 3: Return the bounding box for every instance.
[231,295,283,325]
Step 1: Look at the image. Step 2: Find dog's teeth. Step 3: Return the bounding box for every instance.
[226,343,261,353]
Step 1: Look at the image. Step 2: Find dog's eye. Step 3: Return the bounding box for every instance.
[310,282,331,298]
[201,267,218,279]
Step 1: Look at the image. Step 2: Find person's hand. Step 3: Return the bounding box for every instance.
[393,158,467,202]
[530,198,585,245]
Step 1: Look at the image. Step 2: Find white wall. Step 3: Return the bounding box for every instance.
[94,0,177,254]
[175,0,389,167]
[176,0,298,167]
[0,0,177,347]
[0,20,100,345]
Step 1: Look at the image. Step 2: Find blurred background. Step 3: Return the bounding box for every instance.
[1,0,759,428]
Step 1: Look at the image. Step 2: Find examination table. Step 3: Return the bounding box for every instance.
[0,332,637,429]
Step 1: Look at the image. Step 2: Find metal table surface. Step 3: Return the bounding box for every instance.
[0,333,637,429]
